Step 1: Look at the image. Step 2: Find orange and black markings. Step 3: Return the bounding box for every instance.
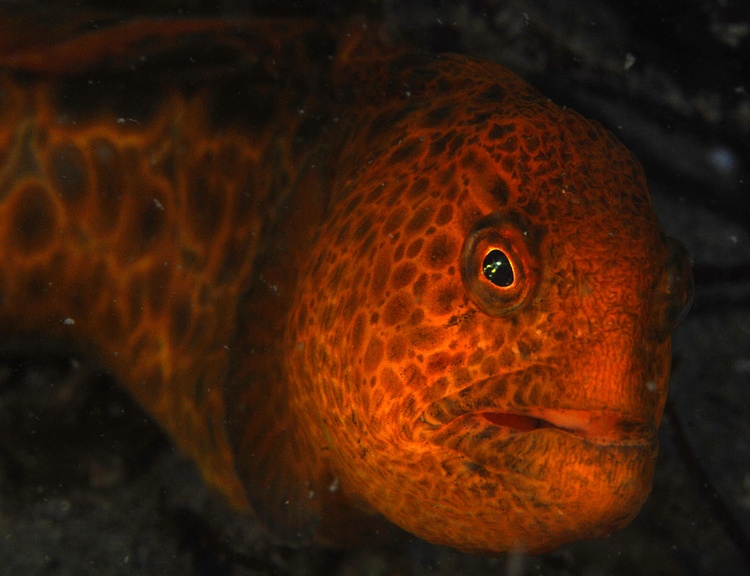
[0,15,692,553]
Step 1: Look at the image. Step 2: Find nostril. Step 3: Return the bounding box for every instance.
[650,236,693,341]
[665,237,694,327]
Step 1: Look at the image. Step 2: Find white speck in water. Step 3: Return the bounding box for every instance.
[259,274,279,294]
[63,318,75,326]
[153,198,164,210]
[624,53,636,70]
[646,380,658,393]
[328,478,340,493]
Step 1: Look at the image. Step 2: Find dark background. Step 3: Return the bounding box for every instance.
[0,1,748,574]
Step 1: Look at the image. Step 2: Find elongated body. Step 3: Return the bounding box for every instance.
[0,16,692,553]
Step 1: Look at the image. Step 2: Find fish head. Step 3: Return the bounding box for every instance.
[288,55,692,553]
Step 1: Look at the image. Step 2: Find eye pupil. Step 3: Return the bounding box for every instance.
[482,249,514,287]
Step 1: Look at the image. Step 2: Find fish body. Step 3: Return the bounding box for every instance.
[0,16,692,553]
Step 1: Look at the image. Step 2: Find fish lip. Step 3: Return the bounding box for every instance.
[419,410,653,447]
[416,374,655,447]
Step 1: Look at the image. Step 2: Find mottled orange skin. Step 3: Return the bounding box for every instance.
[0,17,691,553]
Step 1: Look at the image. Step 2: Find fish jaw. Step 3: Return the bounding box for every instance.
[402,425,657,554]
[292,325,669,554]
[380,368,662,553]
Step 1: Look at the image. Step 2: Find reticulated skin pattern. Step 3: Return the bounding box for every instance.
[0,17,693,553]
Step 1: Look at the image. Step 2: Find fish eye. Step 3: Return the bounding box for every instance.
[482,249,514,287]
[461,212,540,315]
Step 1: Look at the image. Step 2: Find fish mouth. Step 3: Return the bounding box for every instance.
[475,409,637,437]
[416,373,656,449]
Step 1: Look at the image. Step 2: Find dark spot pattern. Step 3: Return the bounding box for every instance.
[90,138,124,234]
[282,42,679,557]
[391,261,417,289]
[9,182,56,253]
[0,22,686,557]
[169,296,191,344]
[48,143,87,204]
